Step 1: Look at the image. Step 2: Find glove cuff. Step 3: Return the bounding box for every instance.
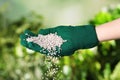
[84,25,99,48]
[73,25,99,49]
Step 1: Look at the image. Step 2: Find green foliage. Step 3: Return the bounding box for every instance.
[0,5,45,79]
[1,3,120,80]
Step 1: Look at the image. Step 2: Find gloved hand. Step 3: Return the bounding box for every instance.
[20,25,99,56]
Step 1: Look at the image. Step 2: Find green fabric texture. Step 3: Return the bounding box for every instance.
[20,25,99,56]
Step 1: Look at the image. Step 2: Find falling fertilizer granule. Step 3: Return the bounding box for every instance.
[26,32,67,80]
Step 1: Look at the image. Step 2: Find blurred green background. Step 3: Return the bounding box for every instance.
[0,0,120,80]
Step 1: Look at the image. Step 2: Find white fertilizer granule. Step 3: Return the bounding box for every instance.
[26,32,67,56]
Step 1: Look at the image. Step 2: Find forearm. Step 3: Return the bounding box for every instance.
[95,18,120,42]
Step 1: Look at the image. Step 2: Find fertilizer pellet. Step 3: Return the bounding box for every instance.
[26,32,66,80]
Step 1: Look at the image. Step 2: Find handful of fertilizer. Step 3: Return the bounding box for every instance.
[26,32,67,56]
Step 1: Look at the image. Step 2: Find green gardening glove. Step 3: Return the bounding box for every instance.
[20,25,99,56]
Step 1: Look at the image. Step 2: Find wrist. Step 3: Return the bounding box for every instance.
[95,18,120,42]
[95,26,105,42]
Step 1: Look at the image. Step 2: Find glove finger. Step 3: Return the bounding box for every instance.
[20,35,31,49]
[20,33,33,49]
[38,29,50,35]
[20,30,37,42]
[20,33,27,40]
[28,42,47,54]
[20,39,28,47]
[24,30,37,37]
